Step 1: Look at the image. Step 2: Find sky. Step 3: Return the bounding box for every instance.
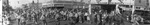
[8,0,53,9]
[9,0,33,9]
[8,0,134,9]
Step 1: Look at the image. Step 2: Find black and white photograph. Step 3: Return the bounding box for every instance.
[1,0,150,25]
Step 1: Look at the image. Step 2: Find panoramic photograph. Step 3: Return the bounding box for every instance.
[1,0,150,25]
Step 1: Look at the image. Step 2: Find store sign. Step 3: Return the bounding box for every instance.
[111,0,120,3]
[122,0,134,5]
[99,0,134,5]
[100,0,108,2]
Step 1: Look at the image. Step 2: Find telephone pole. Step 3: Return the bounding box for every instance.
[88,0,91,14]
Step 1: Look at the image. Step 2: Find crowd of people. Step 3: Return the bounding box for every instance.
[2,7,134,25]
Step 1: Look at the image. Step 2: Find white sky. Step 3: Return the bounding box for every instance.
[8,0,134,9]
[9,0,33,9]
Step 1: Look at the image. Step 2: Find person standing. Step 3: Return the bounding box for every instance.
[132,15,144,25]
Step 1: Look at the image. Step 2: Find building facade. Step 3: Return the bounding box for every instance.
[135,0,149,8]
